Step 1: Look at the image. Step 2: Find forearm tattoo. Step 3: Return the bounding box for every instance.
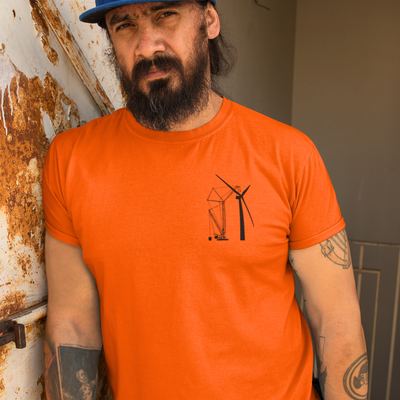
[45,339,101,400]
[343,353,369,399]
[317,336,327,397]
[320,229,352,269]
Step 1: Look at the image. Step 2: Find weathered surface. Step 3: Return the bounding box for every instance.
[0,54,81,320]
[32,0,115,116]
[30,0,59,66]
[0,316,47,399]
[54,0,124,110]
[0,2,114,398]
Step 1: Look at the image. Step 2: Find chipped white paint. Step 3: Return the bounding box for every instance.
[55,0,124,109]
[0,210,10,264]
[0,0,102,122]
[0,207,47,309]
[0,55,16,135]
[0,304,47,400]
[33,0,114,115]
[0,1,109,398]
[41,109,56,142]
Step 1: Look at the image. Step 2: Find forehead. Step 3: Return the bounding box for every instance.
[105,1,197,21]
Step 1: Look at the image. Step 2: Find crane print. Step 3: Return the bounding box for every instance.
[208,175,254,241]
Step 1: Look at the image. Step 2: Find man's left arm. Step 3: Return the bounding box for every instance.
[289,229,368,400]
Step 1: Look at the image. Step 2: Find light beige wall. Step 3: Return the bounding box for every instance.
[292,1,400,398]
[217,0,297,125]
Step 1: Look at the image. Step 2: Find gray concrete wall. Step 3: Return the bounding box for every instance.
[217,0,297,125]
[292,1,400,398]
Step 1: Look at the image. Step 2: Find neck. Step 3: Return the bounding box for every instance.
[154,90,223,132]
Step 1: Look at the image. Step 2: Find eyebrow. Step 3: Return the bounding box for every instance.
[149,1,184,13]
[108,2,184,27]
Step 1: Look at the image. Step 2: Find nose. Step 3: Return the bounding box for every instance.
[134,24,166,60]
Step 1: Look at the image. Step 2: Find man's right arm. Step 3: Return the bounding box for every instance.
[44,231,102,400]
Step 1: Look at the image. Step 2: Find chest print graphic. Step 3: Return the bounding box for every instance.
[208,175,254,241]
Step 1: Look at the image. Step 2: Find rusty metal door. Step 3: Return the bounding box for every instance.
[0,0,120,398]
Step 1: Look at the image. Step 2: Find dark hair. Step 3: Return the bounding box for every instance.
[99,1,236,93]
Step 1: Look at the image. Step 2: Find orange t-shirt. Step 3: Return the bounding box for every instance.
[43,98,344,399]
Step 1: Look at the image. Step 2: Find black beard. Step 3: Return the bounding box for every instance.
[116,36,210,131]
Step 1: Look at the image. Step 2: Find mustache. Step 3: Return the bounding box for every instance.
[133,55,184,81]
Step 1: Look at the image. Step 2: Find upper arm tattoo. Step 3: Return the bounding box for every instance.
[343,353,369,399]
[45,341,101,400]
[320,229,352,269]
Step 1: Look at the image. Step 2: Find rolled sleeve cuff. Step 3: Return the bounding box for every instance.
[289,218,346,250]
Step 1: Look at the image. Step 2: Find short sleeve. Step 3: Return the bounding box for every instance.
[42,136,81,247]
[289,146,345,249]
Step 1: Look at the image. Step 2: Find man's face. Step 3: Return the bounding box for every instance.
[105,1,216,131]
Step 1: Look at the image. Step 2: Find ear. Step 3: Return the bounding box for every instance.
[205,4,220,40]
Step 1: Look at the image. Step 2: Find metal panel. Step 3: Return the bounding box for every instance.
[54,0,124,110]
[0,52,75,320]
[0,0,110,398]
[0,303,47,399]
[31,0,115,116]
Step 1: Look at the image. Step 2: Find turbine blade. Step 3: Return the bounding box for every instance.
[242,198,255,227]
[216,175,240,196]
[242,185,251,196]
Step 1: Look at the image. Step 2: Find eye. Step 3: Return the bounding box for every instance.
[115,22,134,32]
[160,11,176,18]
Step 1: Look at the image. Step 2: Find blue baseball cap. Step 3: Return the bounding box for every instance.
[80,0,217,24]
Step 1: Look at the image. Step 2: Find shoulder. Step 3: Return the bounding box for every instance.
[48,108,129,166]
[227,100,317,163]
[51,108,127,149]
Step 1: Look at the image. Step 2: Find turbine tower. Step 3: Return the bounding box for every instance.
[216,175,254,240]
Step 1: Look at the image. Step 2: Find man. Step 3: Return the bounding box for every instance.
[42,1,368,399]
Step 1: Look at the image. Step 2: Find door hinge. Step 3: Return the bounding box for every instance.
[0,320,26,349]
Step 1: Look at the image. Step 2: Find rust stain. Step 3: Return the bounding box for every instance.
[18,253,31,278]
[0,292,27,319]
[0,342,13,392]
[31,0,115,115]
[0,54,81,314]
[0,43,5,55]
[35,0,114,115]
[25,316,46,337]
[29,0,59,66]
[70,0,86,14]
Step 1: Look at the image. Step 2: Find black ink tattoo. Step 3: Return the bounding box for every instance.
[45,342,101,400]
[288,252,297,272]
[317,336,327,397]
[343,353,368,400]
[320,229,352,269]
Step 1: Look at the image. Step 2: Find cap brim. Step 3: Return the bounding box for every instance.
[79,0,215,25]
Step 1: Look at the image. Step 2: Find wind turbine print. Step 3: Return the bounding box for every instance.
[211,175,254,241]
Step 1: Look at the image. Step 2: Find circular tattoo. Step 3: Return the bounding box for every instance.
[343,353,368,399]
